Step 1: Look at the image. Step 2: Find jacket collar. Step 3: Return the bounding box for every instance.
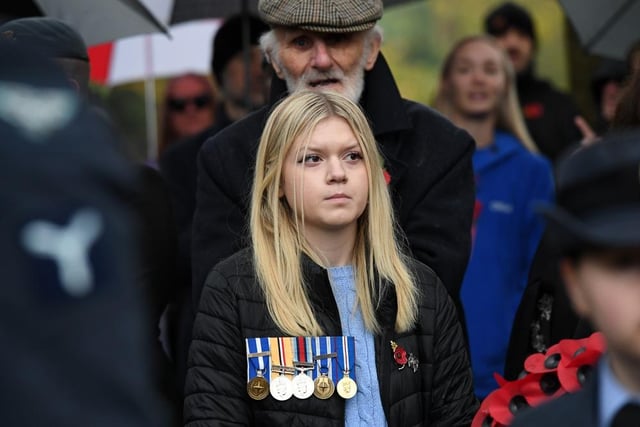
[299,253,398,332]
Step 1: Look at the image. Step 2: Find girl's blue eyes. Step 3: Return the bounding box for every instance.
[297,152,363,164]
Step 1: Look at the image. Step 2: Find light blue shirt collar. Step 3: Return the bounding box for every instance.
[599,355,640,427]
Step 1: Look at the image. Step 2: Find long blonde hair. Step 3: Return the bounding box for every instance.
[434,35,538,153]
[250,91,418,336]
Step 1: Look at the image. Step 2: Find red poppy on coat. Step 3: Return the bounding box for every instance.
[383,169,391,185]
[523,102,544,119]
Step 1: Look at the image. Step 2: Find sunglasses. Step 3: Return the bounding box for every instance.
[167,94,212,112]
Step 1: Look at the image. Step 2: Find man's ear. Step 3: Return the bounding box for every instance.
[364,32,381,71]
[560,258,590,318]
[265,50,285,80]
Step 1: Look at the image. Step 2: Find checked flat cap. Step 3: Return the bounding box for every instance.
[258,0,383,33]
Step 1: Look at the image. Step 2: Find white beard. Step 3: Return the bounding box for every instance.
[274,50,369,104]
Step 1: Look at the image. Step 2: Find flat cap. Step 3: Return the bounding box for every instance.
[258,0,383,33]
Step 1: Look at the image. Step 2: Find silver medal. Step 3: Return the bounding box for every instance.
[270,374,293,401]
[291,373,315,399]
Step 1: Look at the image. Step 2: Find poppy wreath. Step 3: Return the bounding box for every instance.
[472,332,606,427]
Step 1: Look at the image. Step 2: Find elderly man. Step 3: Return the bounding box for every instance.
[191,0,475,325]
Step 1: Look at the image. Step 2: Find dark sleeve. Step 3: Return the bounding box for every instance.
[158,140,197,247]
[401,126,475,330]
[191,140,249,306]
[183,270,249,426]
[430,276,478,427]
[158,139,200,294]
[132,165,178,323]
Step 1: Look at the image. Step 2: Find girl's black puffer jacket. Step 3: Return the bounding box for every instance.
[184,248,478,426]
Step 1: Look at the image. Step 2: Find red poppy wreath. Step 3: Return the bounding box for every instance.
[472,332,606,427]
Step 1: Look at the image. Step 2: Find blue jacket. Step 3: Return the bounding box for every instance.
[461,131,554,398]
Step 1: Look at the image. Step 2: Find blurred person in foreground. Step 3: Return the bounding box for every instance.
[434,34,554,399]
[485,2,582,162]
[158,13,269,394]
[503,54,640,382]
[511,130,640,427]
[0,41,169,427]
[0,16,180,422]
[191,0,476,333]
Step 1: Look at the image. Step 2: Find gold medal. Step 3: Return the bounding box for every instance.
[245,341,270,401]
[336,374,357,399]
[247,373,269,400]
[313,374,335,399]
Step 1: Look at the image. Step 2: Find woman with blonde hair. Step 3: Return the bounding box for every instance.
[434,35,554,399]
[184,91,477,426]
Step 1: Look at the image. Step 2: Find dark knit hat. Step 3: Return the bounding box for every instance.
[258,0,383,33]
[485,2,536,45]
[211,14,268,85]
[0,17,88,61]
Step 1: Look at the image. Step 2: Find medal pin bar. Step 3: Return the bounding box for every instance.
[269,337,294,401]
[335,336,357,399]
[292,336,314,399]
[313,336,336,400]
[246,337,270,401]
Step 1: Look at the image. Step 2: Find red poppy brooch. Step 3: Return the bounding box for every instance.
[390,340,419,372]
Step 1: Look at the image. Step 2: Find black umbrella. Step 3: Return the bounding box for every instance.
[558,0,640,60]
[0,0,168,46]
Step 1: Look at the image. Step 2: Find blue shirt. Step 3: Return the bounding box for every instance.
[599,356,640,427]
[328,265,387,427]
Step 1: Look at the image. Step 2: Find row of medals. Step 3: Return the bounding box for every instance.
[247,360,357,401]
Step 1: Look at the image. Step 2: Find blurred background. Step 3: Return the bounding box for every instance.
[1,0,604,162]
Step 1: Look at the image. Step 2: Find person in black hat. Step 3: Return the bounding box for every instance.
[157,12,270,396]
[1,16,183,424]
[0,16,90,95]
[0,41,170,427]
[510,130,640,427]
[485,2,583,162]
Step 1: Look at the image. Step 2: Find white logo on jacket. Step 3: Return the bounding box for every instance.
[489,200,514,214]
[21,208,103,297]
